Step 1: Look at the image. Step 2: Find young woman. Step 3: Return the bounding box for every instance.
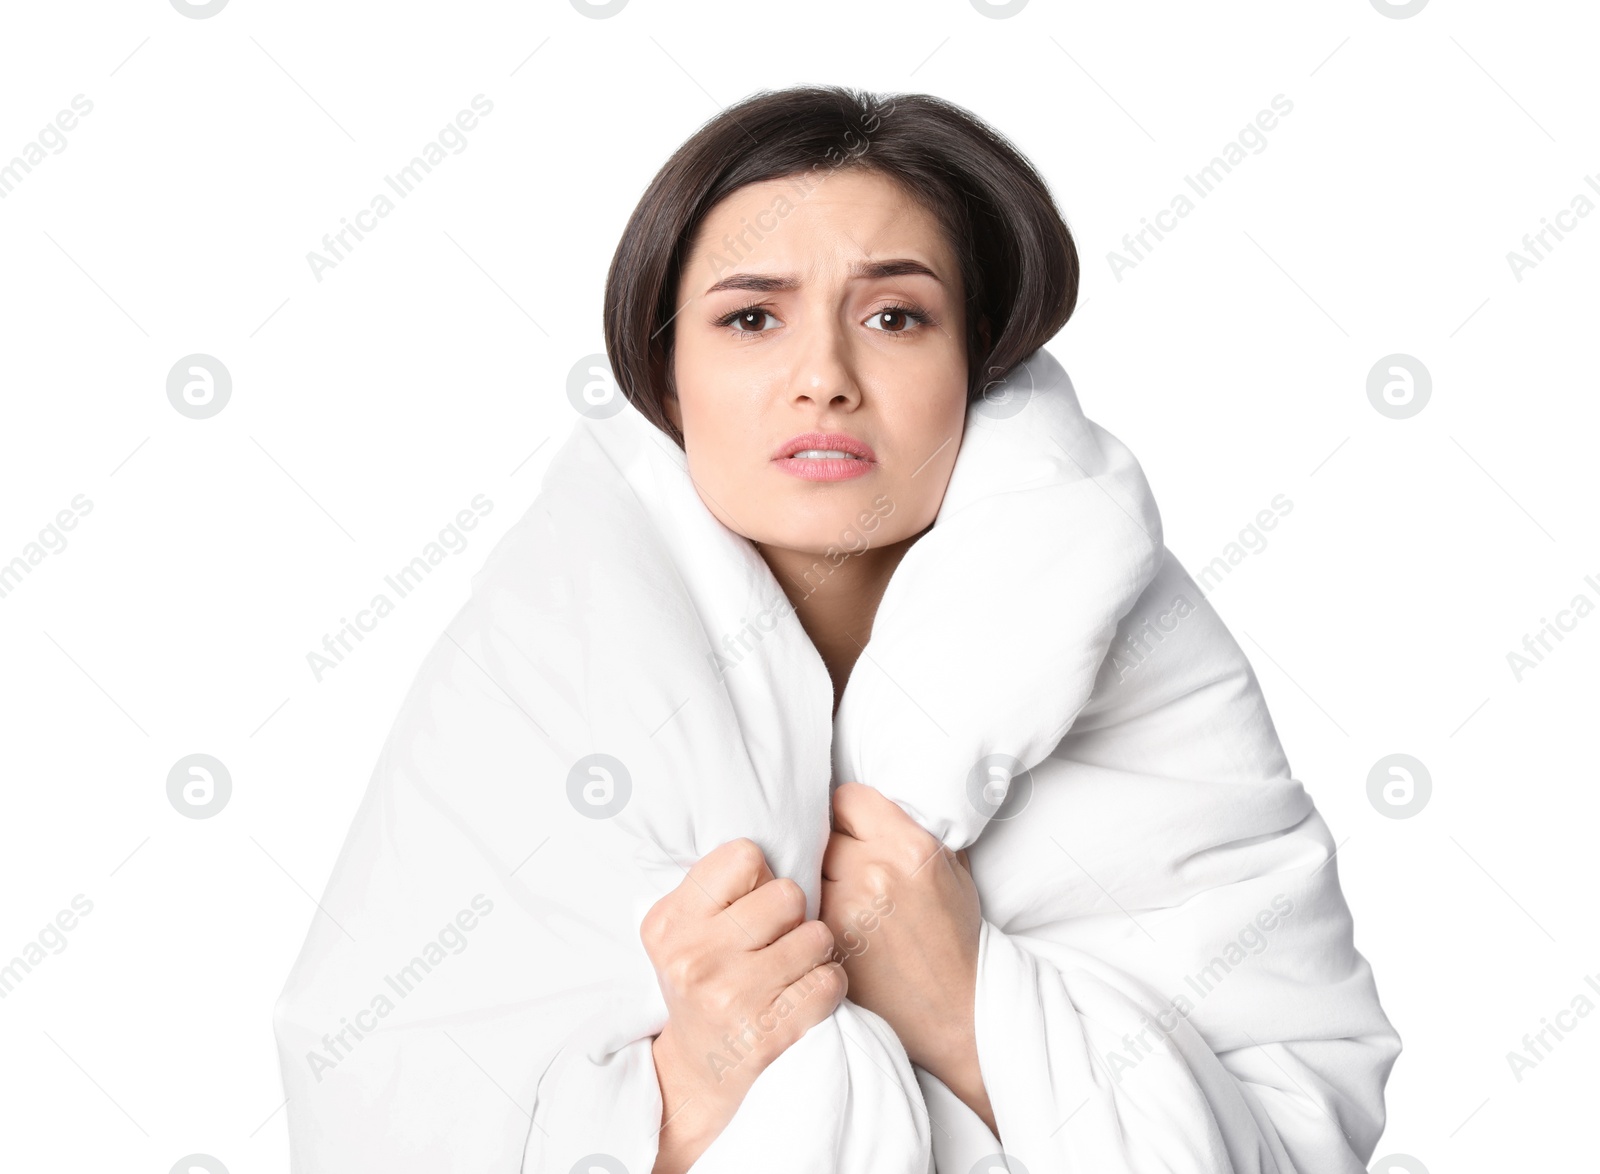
[274,85,1399,1174]
[631,124,1014,1172]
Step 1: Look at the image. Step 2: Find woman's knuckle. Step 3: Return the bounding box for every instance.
[780,877,806,912]
[811,960,843,1000]
[863,862,895,895]
[812,920,836,953]
[661,952,694,992]
[639,905,667,951]
[705,981,737,1019]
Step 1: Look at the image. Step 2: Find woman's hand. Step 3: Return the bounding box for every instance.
[642,837,847,1174]
[818,782,995,1134]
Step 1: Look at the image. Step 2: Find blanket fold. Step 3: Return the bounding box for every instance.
[272,345,1399,1173]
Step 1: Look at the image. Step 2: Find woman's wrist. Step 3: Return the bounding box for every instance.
[917,1025,1000,1141]
[650,1029,723,1174]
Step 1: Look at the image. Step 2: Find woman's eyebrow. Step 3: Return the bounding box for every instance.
[703,258,942,297]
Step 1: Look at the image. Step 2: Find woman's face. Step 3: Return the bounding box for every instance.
[666,168,971,561]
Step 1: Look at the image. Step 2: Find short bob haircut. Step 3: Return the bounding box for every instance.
[603,84,1078,448]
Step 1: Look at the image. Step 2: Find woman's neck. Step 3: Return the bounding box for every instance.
[756,529,927,717]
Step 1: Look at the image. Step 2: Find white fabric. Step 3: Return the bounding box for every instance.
[272,344,1400,1173]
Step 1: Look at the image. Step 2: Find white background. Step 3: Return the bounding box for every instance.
[1,0,1595,1170]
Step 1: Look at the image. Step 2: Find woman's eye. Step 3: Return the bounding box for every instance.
[865,306,927,334]
[721,307,780,333]
[717,303,929,335]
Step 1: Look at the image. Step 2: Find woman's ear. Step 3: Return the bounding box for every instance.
[663,389,682,432]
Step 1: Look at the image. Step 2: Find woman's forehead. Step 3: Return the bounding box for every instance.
[684,175,955,282]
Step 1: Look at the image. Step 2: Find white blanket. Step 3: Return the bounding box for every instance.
[272,345,1400,1173]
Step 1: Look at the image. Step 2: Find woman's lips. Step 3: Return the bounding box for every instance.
[771,431,878,481]
[772,453,877,481]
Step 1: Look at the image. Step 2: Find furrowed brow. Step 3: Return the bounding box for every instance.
[702,258,942,297]
[849,258,942,283]
[703,273,799,296]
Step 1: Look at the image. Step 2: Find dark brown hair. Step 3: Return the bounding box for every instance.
[603,84,1078,447]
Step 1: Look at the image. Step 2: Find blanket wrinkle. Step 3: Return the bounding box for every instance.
[271,344,1399,1174]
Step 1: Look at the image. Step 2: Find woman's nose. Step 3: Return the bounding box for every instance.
[788,317,862,410]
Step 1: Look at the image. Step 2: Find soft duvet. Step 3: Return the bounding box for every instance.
[273,345,1400,1173]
